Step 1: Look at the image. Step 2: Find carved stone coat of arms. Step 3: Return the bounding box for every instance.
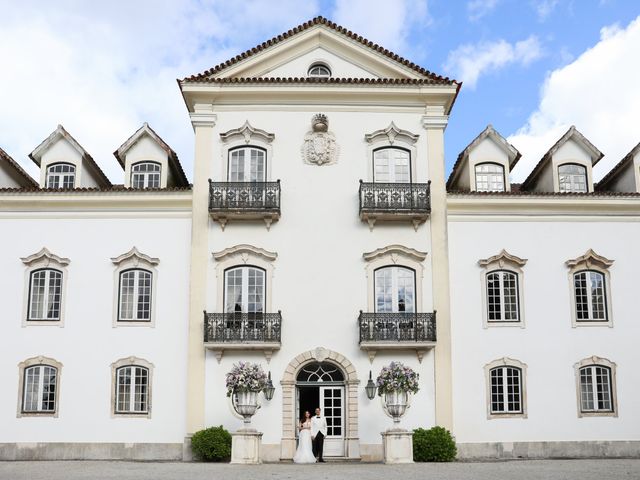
[301,113,339,166]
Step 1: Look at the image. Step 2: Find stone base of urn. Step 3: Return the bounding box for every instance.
[381,430,414,464]
[231,430,263,464]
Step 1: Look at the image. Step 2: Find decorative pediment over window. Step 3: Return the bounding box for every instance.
[478,249,527,268]
[111,247,160,267]
[219,121,275,145]
[21,248,70,267]
[364,122,419,146]
[565,249,614,269]
[362,244,427,264]
[213,244,277,263]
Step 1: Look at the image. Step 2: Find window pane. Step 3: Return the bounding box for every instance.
[475,163,505,192]
[580,367,595,411]
[29,269,62,321]
[117,367,132,412]
[506,367,521,412]
[373,149,410,183]
[558,164,587,193]
[595,366,612,411]
[490,368,504,412]
[46,164,76,189]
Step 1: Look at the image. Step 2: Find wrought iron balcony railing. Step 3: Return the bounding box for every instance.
[204,311,282,344]
[358,311,436,343]
[359,181,431,215]
[208,180,281,214]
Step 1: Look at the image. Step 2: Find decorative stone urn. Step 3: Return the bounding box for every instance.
[235,390,260,427]
[385,390,409,426]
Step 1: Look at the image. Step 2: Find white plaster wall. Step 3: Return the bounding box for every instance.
[265,47,377,78]
[124,136,170,188]
[0,215,191,443]
[0,166,25,188]
[606,167,636,192]
[203,109,436,447]
[448,219,640,443]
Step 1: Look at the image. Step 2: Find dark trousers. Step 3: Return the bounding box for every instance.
[312,432,325,460]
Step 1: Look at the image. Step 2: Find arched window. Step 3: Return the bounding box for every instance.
[131,162,161,188]
[373,147,411,183]
[307,63,331,78]
[558,163,587,193]
[573,270,607,321]
[297,362,345,382]
[228,146,266,182]
[46,163,75,189]
[486,270,519,322]
[22,364,58,413]
[28,268,63,321]
[115,365,150,414]
[475,163,505,192]
[489,365,523,414]
[574,356,617,417]
[118,268,153,322]
[224,266,265,314]
[374,266,416,313]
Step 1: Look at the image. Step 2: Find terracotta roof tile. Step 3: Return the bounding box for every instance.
[0,186,192,194]
[447,189,640,198]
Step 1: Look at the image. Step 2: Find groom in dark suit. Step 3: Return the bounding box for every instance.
[311,407,328,462]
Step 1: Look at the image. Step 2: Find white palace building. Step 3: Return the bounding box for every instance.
[1,17,639,461]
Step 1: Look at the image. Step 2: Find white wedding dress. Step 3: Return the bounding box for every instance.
[293,420,316,464]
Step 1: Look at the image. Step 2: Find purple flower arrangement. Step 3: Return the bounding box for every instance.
[225,361,268,397]
[376,361,420,396]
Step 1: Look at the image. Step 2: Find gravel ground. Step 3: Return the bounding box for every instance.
[0,459,639,480]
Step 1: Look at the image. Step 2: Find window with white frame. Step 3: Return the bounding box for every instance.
[374,266,416,313]
[489,365,523,414]
[46,163,75,189]
[115,365,149,414]
[486,270,519,322]
[579,365,613,413]
[118,269,152,322]
[22,364,58,413]
[558,163,588,193]
[573,270,607,321]
[224,266,265,313]
[228,146,266,182]
[475,163,505,192]
[131,162,161,188]
[373,147,411,183]
[307,63,331,78]
[28,268,62,321]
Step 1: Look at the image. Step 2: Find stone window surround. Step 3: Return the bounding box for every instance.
[484,357,528,420]
[565,249,614,328]
[472,161,507,192]
[478,250,527,328]
[20,248,70,328]
[553,158,594,193]
[364,122,419,183]
[111,247,160,328]
[212,245,277,314]
[218,121,275,182]
[573,355,618,418]
[110,356,154,418]
[362,245,427,313]
[16,355,63,418]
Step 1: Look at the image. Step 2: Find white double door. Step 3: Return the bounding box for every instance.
[296,385,345,457]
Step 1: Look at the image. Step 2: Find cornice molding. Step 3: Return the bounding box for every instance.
[220,121,275,144]
[212,244,277,263]
[111,247,160,267]
[565,249,614,269]
[21,247,70,267]
[363,244,427,263]
[478,249,528,268]
[364,122,419,145]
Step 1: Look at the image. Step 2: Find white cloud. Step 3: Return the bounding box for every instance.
[444,36,543,88]
[531,0,559,20]
[508,17,640,182]
[0,1,320,182]
[467,0,500,22]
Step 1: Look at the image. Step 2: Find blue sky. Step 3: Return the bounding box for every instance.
[0,0,638,183]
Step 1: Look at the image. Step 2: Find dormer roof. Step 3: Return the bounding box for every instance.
[113,123,189,187]
[521,126,603,191]
[596,141,640,191]
[0,146,38,188]
[28,125,112,187]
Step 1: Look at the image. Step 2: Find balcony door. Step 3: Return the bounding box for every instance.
[373,148,410,183]
[375,266,416,313]
[228,147,266,182]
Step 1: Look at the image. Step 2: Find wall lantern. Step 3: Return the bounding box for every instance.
[263,371,275,401]
[365,371,377,400]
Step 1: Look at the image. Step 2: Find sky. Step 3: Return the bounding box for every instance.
[0,0,639,183]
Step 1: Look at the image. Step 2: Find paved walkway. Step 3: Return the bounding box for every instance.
[1,459,639,480]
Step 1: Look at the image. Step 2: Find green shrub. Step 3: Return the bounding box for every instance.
[191,426,232,462]
[413,426,457,462]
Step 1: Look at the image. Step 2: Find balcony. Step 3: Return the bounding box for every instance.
[358,181,431,230]
[208,180,281,230]
[358,311,436,362]
[203,311,282,362]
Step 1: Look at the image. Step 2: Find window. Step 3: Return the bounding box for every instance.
[373,148,411,183]
[475,163,505,192]
[224,266,265,313]
[486,270,519,322]
[558,164,587,193]
[46,163,75,189]
[131,162,161,188]
[574,356,617,417]
[307,63,331,78]
[115,365,149,414]
[489,366,522,414]
[28,269,62,321]
[374,266,416,313]
[118,269,152,322]
[573,270,607,321]
[22,365,58,413]
[228,146,266,182]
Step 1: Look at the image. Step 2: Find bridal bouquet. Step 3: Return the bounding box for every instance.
[376,361,420,396]
[225,362,268,397]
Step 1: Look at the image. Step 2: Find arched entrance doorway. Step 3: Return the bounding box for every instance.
[280,347,360,460]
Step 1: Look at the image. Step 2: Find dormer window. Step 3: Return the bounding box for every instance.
[307,63,331,78]
[558,164,587,193]
[46,163,75,189]
[131,162,161,189]
[475,163,505,192]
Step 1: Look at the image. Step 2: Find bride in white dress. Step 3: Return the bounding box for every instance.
[293,411,316,464]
